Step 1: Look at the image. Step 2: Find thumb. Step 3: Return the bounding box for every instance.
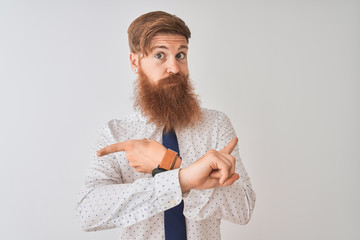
[221,173,239,186]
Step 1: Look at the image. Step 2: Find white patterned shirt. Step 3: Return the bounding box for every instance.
[76,108,256,240]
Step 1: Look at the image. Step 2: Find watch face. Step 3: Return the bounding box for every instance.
[152,167,167,177]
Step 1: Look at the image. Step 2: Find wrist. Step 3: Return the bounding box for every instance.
[158,149,182,170]
[179,168,192,193]
[155,147,167,167]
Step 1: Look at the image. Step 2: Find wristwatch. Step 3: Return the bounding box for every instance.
[152,166,167,177]
[152,149,182,177]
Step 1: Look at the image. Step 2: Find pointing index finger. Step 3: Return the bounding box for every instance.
[97,141,127,157]
[220,137,238,154]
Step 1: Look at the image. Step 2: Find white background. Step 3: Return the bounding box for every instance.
[1,0,359,239]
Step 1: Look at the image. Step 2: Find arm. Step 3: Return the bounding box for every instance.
[92,114,254,226]
[97,136,240,192]
[97,135,240,190]
[75,124,183,231]
[182,112,256,225]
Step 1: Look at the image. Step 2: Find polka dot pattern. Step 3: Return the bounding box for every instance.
[76,108,256,239]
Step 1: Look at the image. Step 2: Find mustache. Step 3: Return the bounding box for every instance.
[157,73,188,86]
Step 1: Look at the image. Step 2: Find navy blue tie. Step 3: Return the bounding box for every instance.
[162,129,187,240]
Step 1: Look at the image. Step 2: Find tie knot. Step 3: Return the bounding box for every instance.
[163,128,175,136]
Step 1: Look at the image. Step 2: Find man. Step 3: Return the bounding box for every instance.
[76,11,255,240]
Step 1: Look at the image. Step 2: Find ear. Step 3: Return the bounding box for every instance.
[129,52,139,73]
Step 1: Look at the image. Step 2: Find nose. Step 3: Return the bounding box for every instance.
[166,57,180,74]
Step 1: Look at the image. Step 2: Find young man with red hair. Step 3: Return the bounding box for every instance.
[76,11,255,240]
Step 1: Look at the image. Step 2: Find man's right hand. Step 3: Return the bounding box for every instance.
[97,139,167,174]
[179,137,240,193]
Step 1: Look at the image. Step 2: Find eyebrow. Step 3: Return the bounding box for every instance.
[151,45,188,51]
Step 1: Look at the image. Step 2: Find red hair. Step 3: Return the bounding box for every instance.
[128,11,191,55]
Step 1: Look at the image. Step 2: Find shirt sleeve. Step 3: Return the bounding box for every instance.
[183,111,256,225]
[75,123,182,231]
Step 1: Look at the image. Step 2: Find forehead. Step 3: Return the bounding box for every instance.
[150,33,188,50]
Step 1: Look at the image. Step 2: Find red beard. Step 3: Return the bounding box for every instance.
[134,68,202,132]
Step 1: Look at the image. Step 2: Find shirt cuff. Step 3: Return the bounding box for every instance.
[154,168,182,212]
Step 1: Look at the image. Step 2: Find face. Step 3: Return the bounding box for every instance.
[132,33,201,131]
[130,33,189,84]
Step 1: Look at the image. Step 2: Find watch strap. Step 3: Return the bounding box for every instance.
[159,149,181,170]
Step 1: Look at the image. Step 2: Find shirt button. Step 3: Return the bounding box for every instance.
[170,199,177,206]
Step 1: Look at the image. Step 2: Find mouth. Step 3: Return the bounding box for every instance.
[165,82,179,87]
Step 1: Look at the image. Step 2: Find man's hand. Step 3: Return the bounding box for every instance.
[97,139,166,174]
[179,137,239,193]
[97,137,240,191]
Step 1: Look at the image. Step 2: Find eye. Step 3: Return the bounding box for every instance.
[155,52,164,59]
[176,52,186,59]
